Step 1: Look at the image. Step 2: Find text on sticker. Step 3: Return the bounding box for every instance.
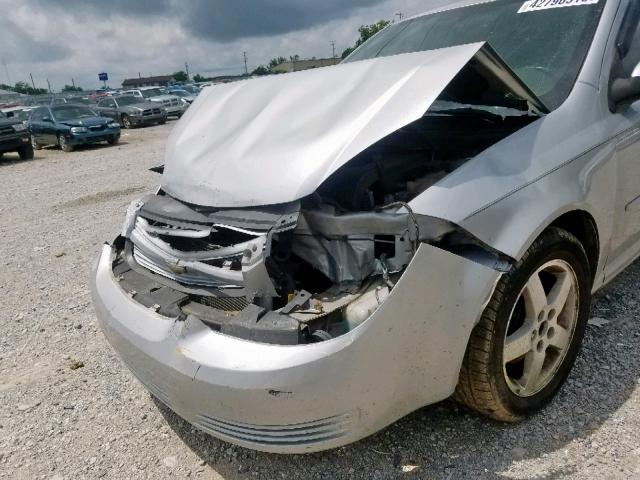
[519,0,599,13]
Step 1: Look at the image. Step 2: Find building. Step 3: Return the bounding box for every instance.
[0,89,25,106]
[271,57,341,74]
[121,75,174,89]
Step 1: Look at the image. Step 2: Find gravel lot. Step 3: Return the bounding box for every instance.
[1,121,639,480]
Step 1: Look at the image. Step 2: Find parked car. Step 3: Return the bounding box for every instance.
[92,0,640,453]
[1,106,35,123]
[167,89,197,105]
[0,110,33,160]
[96,96,167,129]
[121,87,187,118]
[29,104,120,152]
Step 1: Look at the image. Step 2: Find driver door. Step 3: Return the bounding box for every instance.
[607,4,640,277]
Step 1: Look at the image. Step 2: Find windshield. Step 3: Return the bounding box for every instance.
[117,96,141,106]
[345,0,606,109]
[141,88,164,98]
[52,106,97,121]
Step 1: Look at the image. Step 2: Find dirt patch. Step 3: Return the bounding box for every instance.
[53,186,147,211]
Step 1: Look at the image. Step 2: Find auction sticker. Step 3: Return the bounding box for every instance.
[518,0,599,13]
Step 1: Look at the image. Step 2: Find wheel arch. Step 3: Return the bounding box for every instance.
[547,210,600,285]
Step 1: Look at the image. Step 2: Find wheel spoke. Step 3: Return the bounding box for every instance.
[548,325,571,351]
[504,325,533,363]
[547,272,572,315]
[522,349,546,391]
[522,271,547,319]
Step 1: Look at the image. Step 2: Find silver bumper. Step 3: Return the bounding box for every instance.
[91,243,498,453]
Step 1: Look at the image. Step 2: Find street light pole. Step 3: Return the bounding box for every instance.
[243,52,248,76]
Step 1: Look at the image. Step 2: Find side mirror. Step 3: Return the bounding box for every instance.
[611,61,640,110]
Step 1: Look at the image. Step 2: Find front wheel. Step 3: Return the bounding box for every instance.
[121,114,132,129]
[58,134,74,152]
[454,227,591,421]
[18,143,34,160]
[108,135,120,146]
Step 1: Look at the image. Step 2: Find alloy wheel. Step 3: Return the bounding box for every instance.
[503,259,579,397]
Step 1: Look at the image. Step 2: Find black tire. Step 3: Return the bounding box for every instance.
[18,143,34,160]
[121,114,132,129]
[31,135,42,150]
[158,117,167,125]
[108,134,120,146]
[58,134,74,152]
[454,227,591,421]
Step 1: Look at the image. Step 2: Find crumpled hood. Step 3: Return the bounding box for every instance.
[162,42,496,208]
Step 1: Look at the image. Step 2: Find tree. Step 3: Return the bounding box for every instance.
[11,81,47,95]
[341,20,391,59]
[268,57,288,69]
[251,65,271,76]
[193,73,209,83]
[62,85,83,92]
[172,70,189,82]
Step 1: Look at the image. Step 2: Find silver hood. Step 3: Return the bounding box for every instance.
[162,42,544,208]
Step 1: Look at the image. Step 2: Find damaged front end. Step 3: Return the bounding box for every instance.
[112,187,512,345]
[105,42,546,346]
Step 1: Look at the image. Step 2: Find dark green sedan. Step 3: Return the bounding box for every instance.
[28,104,121,153]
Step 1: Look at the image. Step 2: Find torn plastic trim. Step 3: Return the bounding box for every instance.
[296,207,514,273]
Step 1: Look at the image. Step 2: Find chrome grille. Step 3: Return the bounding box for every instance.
[194,413,351,447]
[0,126,15,135]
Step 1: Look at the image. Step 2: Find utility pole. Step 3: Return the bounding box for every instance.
[185,62,190,81]
[30,73,36,90]
[72,78,76,88]
[2,59,10,84]
[395,12,404,22]
[243,52,248,76]
[330,40,337,59]
[46,78,52,93]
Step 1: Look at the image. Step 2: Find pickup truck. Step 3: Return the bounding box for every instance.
[0,111,34,160]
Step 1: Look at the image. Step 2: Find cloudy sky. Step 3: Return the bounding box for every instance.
[0,0,451,91]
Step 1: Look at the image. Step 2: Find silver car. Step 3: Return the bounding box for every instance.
[91,0,640,453]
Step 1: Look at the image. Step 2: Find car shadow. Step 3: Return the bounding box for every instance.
[0,152,34,165]
[156,259,640,479]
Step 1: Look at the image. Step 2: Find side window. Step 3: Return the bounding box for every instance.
[618,3,640,77]
[31,107,46,120]
[622,22,640,76]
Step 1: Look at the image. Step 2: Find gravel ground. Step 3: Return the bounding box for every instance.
[1,122,639,480]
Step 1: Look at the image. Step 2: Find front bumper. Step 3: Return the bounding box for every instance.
[91,243,497,453]
[0,133,30,153]
[164,105,187,117]
[69,129,120,145]
[131,114,166,126]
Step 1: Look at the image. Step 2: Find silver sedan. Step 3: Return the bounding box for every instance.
[91,0,640,453]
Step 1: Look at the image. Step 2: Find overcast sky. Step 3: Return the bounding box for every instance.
[0,0,451,91]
